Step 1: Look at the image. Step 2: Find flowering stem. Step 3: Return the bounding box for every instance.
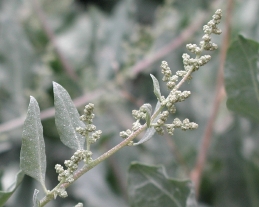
[39,124,147,206]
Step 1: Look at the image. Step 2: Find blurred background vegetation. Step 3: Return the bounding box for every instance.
[1,0,259,206]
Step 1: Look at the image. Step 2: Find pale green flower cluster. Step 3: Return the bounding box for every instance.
[54,149,88,198]
[76,103,102,162]
[119,9,222,142]
[120,103,152,145]
[53,104,103,198]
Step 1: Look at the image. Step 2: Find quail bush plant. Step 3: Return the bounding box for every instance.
[2,9,222,207]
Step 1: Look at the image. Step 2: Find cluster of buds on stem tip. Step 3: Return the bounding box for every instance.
[125,9,221,141]
[76,103,102,162]
[54,149,89,198]
[120,103,152,145]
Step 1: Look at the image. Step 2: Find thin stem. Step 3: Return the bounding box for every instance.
[175,66,195,90]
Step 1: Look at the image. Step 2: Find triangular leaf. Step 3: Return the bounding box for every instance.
[133,102,161,146]
[150,74,162,101]
[53,82,85,150]
[0,170,24,206]
[128,162,192,207]
[20,96,46,188]
[224,35,259,122]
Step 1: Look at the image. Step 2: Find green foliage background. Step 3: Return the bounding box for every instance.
[1,0,259,206]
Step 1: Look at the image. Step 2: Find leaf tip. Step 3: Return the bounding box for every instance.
[53,81,59,88]
[29,96,37,105]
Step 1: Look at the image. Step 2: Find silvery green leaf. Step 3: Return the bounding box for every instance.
[133,127,156,146]
[128,162,192,207]
[0,170,24,206]
[225,35,259,123]
[20,96,46,188]
[133,102,161,146]
[150,74,162,101]
[53,82,85,150]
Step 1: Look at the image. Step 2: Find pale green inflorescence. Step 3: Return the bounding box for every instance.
[54,104,102,198]
[76,103,102,161]
[38,8,222,207]
[120,9,222,142]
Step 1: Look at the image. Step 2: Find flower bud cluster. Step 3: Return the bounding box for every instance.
[160,88,191,114]
[120,10,221,144]
[165,118,198,135]
[55,188,68,198]
[160,61,179,90]
[182,52,211,72]
[119,128,135,146]
[201,9,222,51]
[180,9,222,74]
[153,111,169,135]
[76,103,102,160]
[147,10,222,138]
[54,149,89,198]
[80,103,95,123]
[55,150,87,183]
[120,104,152,143]
[77,103,99,136]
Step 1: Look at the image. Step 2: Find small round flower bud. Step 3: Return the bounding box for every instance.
[66,175,74,183]
[120,131,129,139]
[166,81,176,90]
[202,34,211,42]
[190,122,198,129]
[85,151,93,158]
[64,170,70,177]
[59,190,68,198]
[75,203,83,207]
[55,164,64,174]
[132,121,141,131]
[173,118,182,127]
[72,164,78,170]
[126,129,132,135]
[176,70,187,77]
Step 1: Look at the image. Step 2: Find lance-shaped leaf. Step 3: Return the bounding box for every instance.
[53,82,85,150]
[225,35,259,122]
[150,74,162,101]
[128,162,192,207]
[20,96,46,189]
[133,102,161,146]
[0,171,24,206]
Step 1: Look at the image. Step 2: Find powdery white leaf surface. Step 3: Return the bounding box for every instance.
[128,162,191,207]
[150,74,162,101]
[20,97,46,187]
[53,82,85,150]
